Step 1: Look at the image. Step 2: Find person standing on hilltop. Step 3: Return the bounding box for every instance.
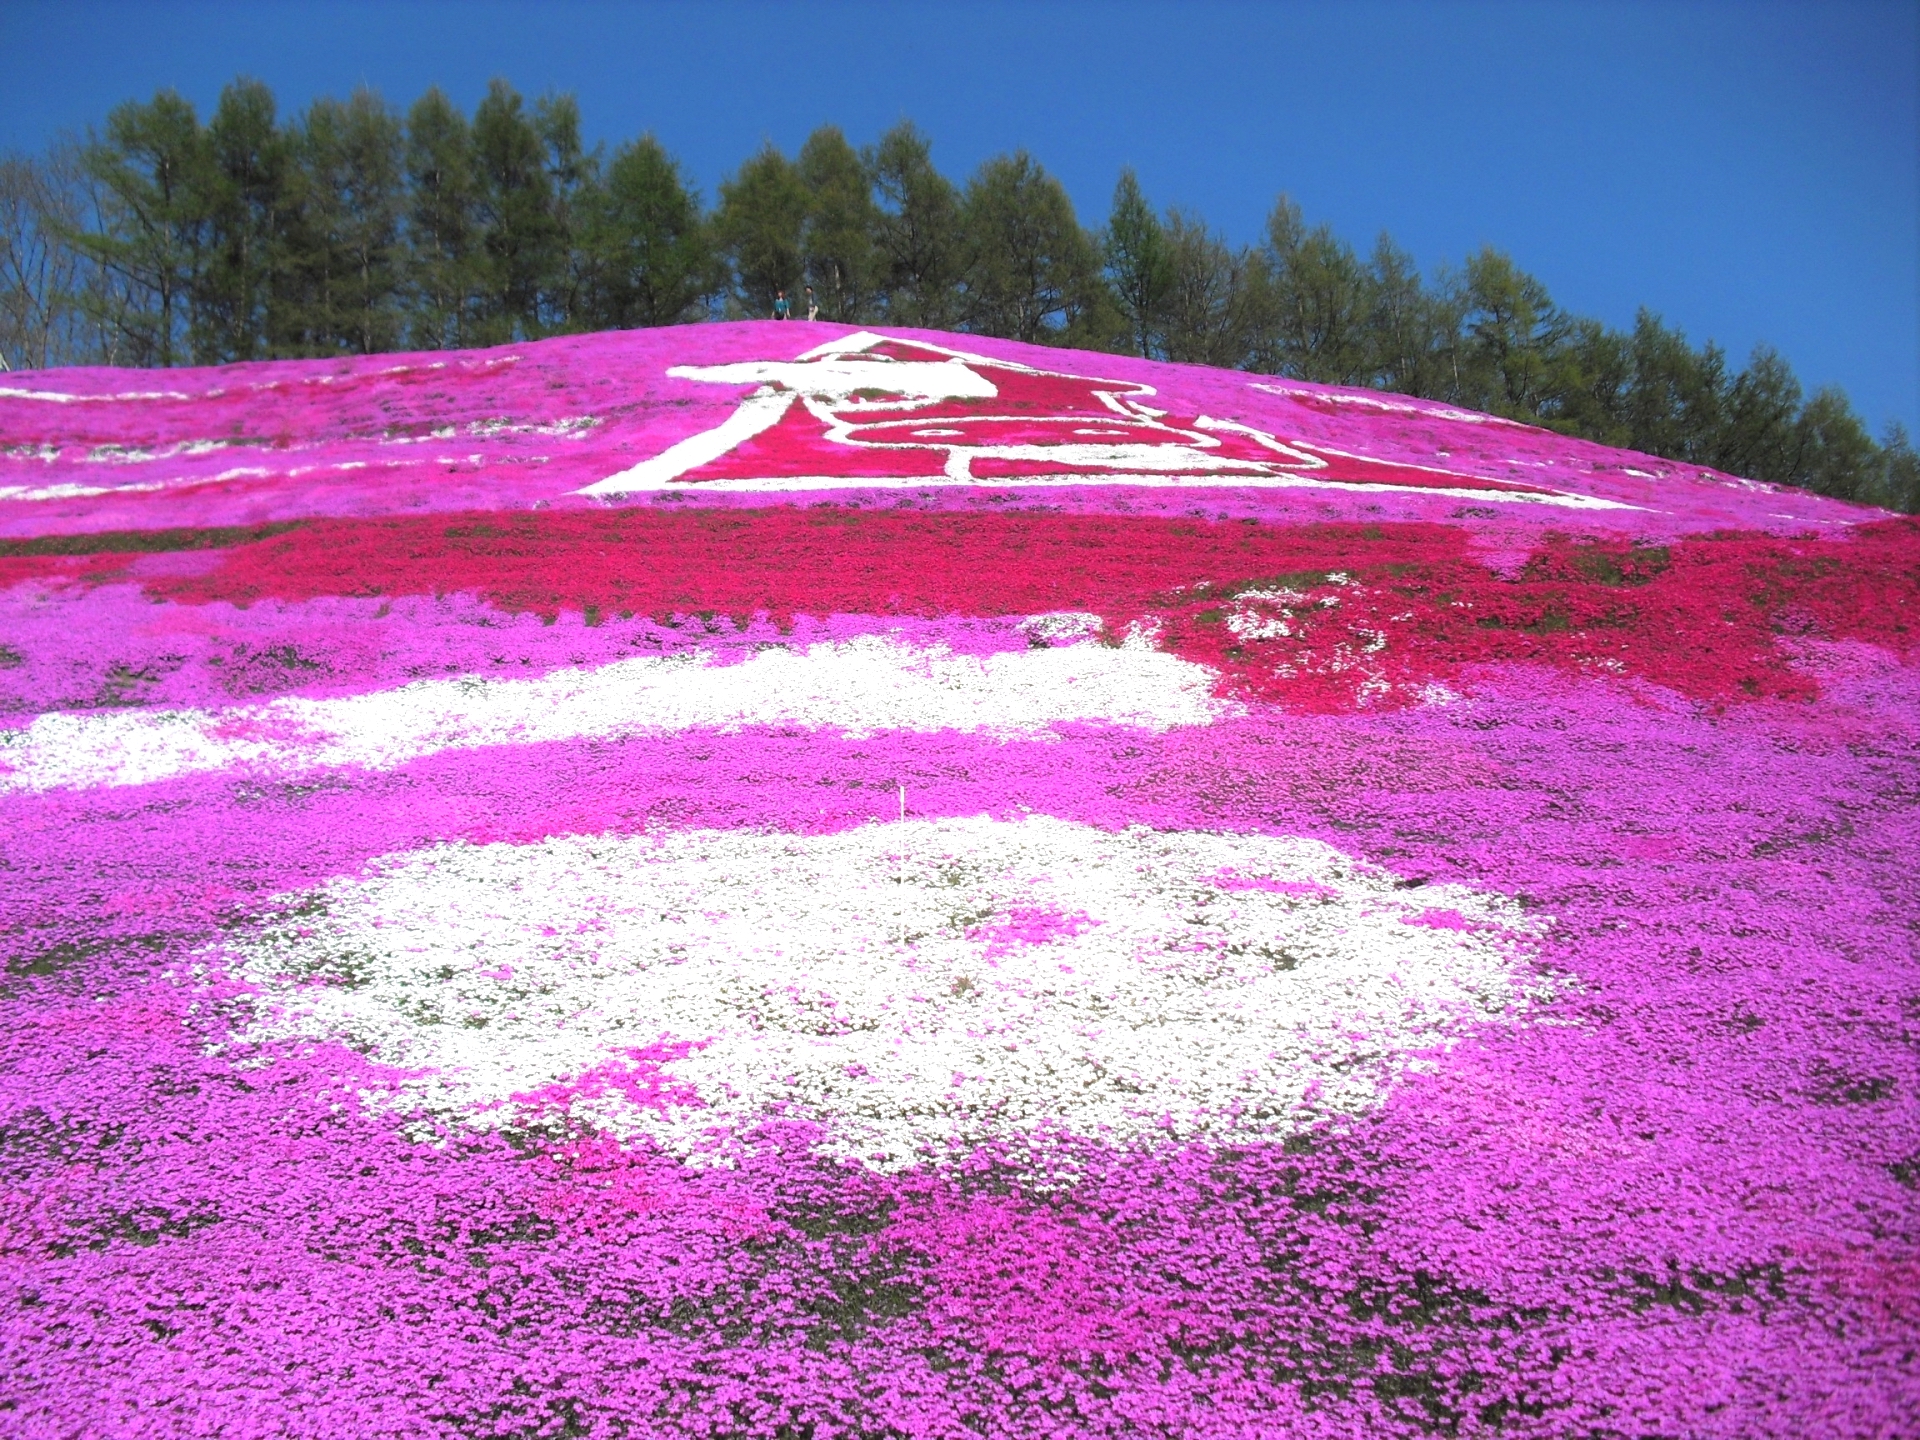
[772,290,791,320]
[806,286,819,321]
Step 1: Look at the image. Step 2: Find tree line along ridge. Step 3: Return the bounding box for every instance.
[1,75,1912,512]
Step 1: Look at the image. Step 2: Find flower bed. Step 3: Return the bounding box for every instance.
[1,324,1916,1438]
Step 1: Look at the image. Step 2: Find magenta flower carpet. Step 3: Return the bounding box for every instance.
[2,325,1916,1437]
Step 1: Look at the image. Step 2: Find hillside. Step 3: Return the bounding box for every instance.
[2,324,1916,1438]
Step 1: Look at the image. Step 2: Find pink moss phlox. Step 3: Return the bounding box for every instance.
[2,329,1915,1436]
[510,1040,710,1115]
[970,906,1099,960]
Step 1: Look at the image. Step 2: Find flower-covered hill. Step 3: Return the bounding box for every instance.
[2,323,1916,1439]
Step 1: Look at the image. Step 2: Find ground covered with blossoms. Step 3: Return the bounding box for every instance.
[2,324,1916,1437]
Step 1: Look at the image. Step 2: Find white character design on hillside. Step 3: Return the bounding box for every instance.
[579,332,1573,502]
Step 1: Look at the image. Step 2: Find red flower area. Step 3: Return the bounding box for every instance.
[667,338,1556,494]
[108,507,1920,712]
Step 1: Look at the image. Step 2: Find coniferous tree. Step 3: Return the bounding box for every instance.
[75,89,211,366]
[471,78,557,343]
[1874,424,1920,513]
[868,121,961,330]
[1452,246,1569,420]
[956,151,1099,343]
[1102,168,1170,359]
[289,88,404,355]
[533,92,595,333]
[199,78,292,362]
[581,134,715,328]
[1714,345,1806,484]
[1790,386,1880,499]
[1257,197,1371,385]
[402,86,480,349]
[1623,311,1727,464]
[714,142,808,318]
[1550,317,1632,445]
[1158,209,1263,369]
[1362,235,1448,398]
[796,126,877,322]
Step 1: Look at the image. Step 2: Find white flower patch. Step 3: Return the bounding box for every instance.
[220,815,1550,1169]
[0,633,1232,793]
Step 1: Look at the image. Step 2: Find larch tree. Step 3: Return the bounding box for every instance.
[796,126,878,323]
[956,150,1099,344]
[581,134,716,329]
[713,142,808,319]
[1101,168,1170,360]
[868,121,961,331]
[402,86,480,350]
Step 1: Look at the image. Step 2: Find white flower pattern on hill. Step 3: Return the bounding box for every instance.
[0,632,1228,792]
[221,815,1551,1169]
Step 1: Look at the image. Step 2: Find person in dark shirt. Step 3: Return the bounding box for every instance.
[805,286,818,321]
[772,290,791,320]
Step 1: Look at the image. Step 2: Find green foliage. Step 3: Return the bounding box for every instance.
[1259,196,1370,386]
[1875,424,1920,514]
[868,121,961,329]
[14,75,1913,510]
[197,78,290,363]
[1361,235,1450,400]
[532,92,595,334]
[797,126,878,323]
[402,86,480,349]
[1158,210,1264,369]
[580,135,715,328]
[285,88,405,355]
[714,142,808,318]
[956,151,1100,344]
[470,78,558,344]
[74,88,212,366]
[1102,169,1170,359]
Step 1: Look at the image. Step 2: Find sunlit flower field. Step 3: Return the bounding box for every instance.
[2,325,1915,1437]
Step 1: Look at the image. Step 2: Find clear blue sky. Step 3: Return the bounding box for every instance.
[2,0,1913,435]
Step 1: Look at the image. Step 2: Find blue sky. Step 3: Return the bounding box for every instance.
[2,0,1913,434]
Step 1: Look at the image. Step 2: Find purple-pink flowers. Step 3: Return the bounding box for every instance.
[2,323,1915,1437]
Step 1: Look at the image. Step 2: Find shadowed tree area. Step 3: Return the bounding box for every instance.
[2,77,1912,510]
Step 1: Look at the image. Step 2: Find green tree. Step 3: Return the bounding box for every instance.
[1158,209,1263,369]
[714,142,808,318]
[867,121,961,329]
[198,78,292,362]
[1102,168,1170,359]
[533,92,595,332]
[1785,385,1878,500]
[1454,245,1568,420]
[287,88,404,355]
[402,86,480,349]
[581,134,715,328]
[1622,311,1727,464]
[1713,345,1805,484]
[796,126,877,322]
[471,78,558,343]
[74,89,211,366]
[1258,196,1371,385]
[1550,317,1631,445]
[1872,424,1920,513]
[956,150,1099,343]
[1361,234,1451,399]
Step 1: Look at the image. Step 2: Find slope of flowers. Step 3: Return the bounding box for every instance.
[1,323,1916,1439]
